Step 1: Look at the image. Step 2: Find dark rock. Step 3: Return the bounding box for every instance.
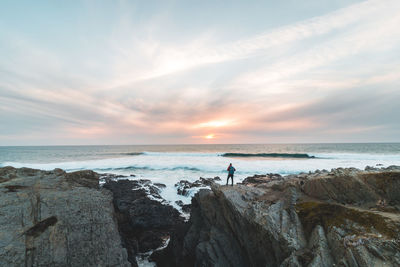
[175,201,191,214]
[24,216,58,238]
[175,180,192,196]
[103,179,185,265]
[154,167,400,267]
[175,177,220,196]
[99,173,128,183]
[181,204,192,214]
[154,183,167,188]
[175,200,184,206]
[4,184,28,192]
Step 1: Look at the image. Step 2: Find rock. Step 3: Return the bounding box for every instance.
[154,183,167,188]
[175,200,184,206]
[181,204,191,213]
[154,184,306,266]
[175,200,192,214]
[359,171,400,205]
[154,166,400,267]
[0,167,130,267]
[302,169,379,205]
[103,179,185,262]
[99,173,128,183]
[175,177,220,196]
[241,173,284,186]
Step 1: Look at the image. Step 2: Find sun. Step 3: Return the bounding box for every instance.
[205,134,215,139]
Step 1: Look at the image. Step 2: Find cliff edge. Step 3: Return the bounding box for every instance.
[0,167,130,267]
[152,166,400,267]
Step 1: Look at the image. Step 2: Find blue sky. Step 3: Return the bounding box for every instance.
[1,0,399,145]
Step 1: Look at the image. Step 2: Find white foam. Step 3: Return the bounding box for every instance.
[2,151,400,206]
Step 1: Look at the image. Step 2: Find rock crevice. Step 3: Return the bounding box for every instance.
[153,167,400,267]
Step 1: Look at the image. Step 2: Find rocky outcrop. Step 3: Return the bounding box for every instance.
[103,178,185,265]
[240,173,284,186]
[175,177,221,197]
[0,166,130,267]
[153,166,400,267]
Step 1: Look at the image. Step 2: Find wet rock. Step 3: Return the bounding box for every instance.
[175,177,221,196]
[175,200,184,206]
[103,179,185,264]
[99,173,128,183]
[175,200,191,214]
[154,182,167,188]
[0,167,130,267]
[155,166,400,267]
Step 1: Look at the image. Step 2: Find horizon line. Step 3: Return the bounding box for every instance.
[1,141,400,147]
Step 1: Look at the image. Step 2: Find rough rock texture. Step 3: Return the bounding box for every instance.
[175,177,221,197]
[103,178,184,265]
[0,166,130,267]
[153,166,400,267]
[240,173,284,186]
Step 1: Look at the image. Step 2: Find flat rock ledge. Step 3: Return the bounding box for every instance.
[0,166,130,267]
[152,166,400,267]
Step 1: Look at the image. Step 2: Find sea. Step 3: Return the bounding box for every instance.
[1,143,400,207]
[1,143,399,266]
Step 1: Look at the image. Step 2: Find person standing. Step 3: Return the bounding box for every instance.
[226,163,236,186]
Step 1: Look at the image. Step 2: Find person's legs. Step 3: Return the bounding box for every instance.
[227,174,233,185]
[226,174,230,185]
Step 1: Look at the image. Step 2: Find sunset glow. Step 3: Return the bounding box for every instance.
[1,0,399,145]
[194,120,235,129]
[205,134,215,140]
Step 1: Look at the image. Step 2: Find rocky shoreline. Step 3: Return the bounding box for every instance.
[1,165,400,266]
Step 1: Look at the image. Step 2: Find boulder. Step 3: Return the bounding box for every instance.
[0,167,130,267]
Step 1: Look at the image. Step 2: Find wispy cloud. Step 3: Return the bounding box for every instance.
[0,0,399,144]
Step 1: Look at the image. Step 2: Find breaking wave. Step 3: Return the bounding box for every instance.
[96,166,202,172]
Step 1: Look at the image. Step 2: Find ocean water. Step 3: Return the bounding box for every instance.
[1,143,399,206]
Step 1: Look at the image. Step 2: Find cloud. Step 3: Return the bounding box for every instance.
[0,0,400,144]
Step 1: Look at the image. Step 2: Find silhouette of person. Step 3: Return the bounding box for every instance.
[226,163,236,186]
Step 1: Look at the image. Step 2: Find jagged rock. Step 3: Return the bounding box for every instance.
[241,173,284,186]
[154,182,167,188]
[154,183,306,266]
[175,177,221,196]
[154,166,400,267]
[99,173,128,183]
[0,167,130,267]
[103,179,185,262]
[175,200,191,214]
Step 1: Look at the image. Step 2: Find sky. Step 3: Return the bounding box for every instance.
[0,0,400,145]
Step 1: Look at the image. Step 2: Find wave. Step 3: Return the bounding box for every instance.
[95,166,202,172]
[220,153,316,159]
[120,152,144,156]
